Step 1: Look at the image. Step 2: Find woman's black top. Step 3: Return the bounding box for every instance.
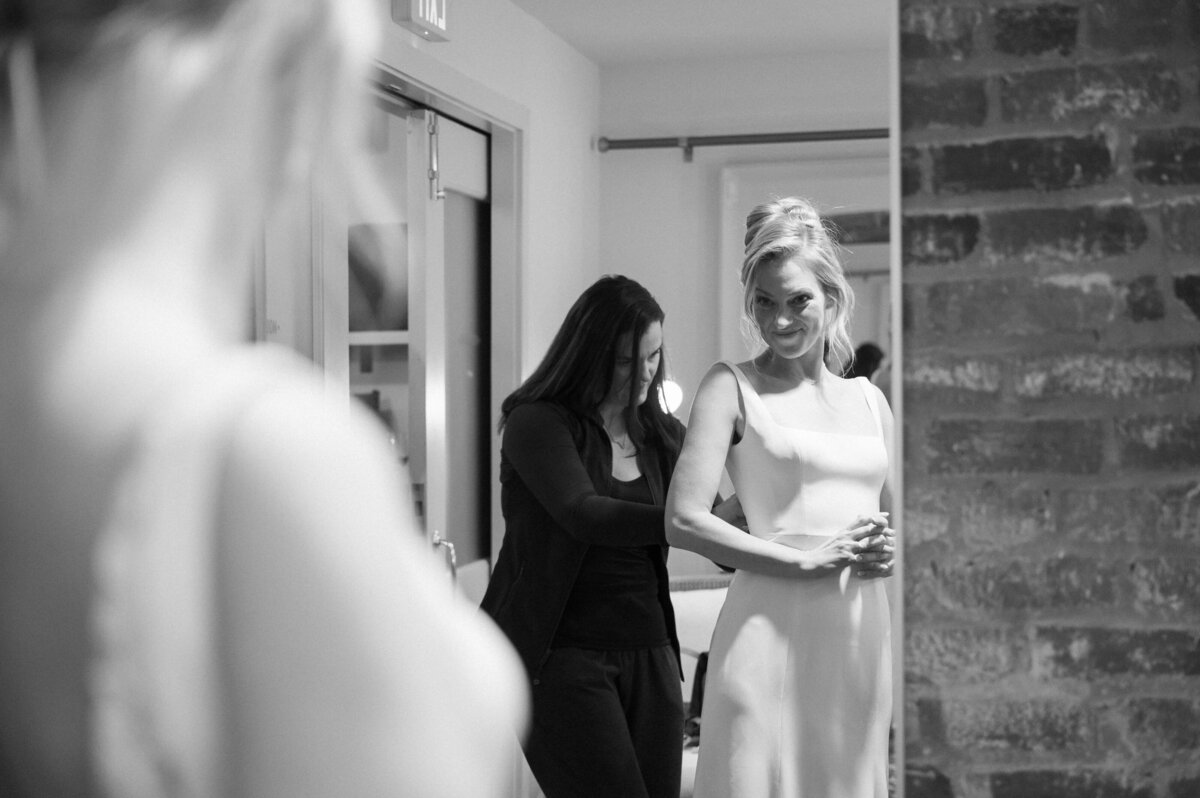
[552,474,671,650]
[478,401,685,683]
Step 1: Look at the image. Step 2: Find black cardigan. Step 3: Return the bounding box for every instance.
[479,400,683,683]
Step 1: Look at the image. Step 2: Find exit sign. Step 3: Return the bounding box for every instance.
[393,0,449,42]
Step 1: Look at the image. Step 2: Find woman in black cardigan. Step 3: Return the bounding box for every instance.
[481,275,732,798]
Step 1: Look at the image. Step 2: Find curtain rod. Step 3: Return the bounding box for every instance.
[596,128,888,162]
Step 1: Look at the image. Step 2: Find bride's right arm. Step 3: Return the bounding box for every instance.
[667,365,820,579]
[216,387,527,798]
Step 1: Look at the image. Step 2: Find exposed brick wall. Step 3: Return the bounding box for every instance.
[899,1,1200,796]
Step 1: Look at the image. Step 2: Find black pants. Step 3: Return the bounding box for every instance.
[524,646,684,798]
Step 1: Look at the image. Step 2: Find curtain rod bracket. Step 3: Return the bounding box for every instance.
[678,137,693,162]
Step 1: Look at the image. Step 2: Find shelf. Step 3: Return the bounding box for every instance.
[349,330,410,347]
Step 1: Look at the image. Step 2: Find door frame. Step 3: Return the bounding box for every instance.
[365,62,528,569]
[294,57,526,567]
[367,56,533,798]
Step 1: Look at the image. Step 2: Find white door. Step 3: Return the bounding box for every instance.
[259,88,498,598]
[319,97,447,543]
[404,106,449,547]
[303,94,491,584]
[412,109,493,595]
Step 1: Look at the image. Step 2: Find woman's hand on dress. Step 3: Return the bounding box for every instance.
[801,513,893,579]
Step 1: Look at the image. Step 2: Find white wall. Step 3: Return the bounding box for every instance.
[375,0,603,374]
[597,49,891,418]
[372,3,889,406]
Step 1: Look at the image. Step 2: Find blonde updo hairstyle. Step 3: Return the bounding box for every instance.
[739,196,856,375]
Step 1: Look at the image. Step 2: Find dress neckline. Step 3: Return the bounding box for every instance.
[724,361,883,439]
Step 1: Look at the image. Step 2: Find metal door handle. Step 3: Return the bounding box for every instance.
[428,114,445,200]
[431,531,457,582]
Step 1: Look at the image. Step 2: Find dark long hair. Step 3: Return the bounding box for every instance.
[500,275,680,453]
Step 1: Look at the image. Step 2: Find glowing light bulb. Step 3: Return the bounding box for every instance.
[659,379,684,414]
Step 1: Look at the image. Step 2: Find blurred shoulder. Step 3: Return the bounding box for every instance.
[218,348,409,524]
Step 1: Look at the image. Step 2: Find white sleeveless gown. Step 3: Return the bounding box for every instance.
[693,363,892,798]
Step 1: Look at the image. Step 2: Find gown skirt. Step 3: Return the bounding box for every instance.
[693,565,891,798]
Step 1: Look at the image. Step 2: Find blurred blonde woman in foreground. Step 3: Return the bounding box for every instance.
[0,1,526,796]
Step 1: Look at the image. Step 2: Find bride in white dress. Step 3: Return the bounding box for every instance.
[666,197,896,798]
[0,1,526,795]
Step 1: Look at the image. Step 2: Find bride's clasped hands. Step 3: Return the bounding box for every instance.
[783,512,895,578]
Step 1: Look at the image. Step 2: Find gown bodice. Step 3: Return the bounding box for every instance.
[721,362,888,545]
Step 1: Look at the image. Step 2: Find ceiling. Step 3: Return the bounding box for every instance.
[506,0,888,66]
